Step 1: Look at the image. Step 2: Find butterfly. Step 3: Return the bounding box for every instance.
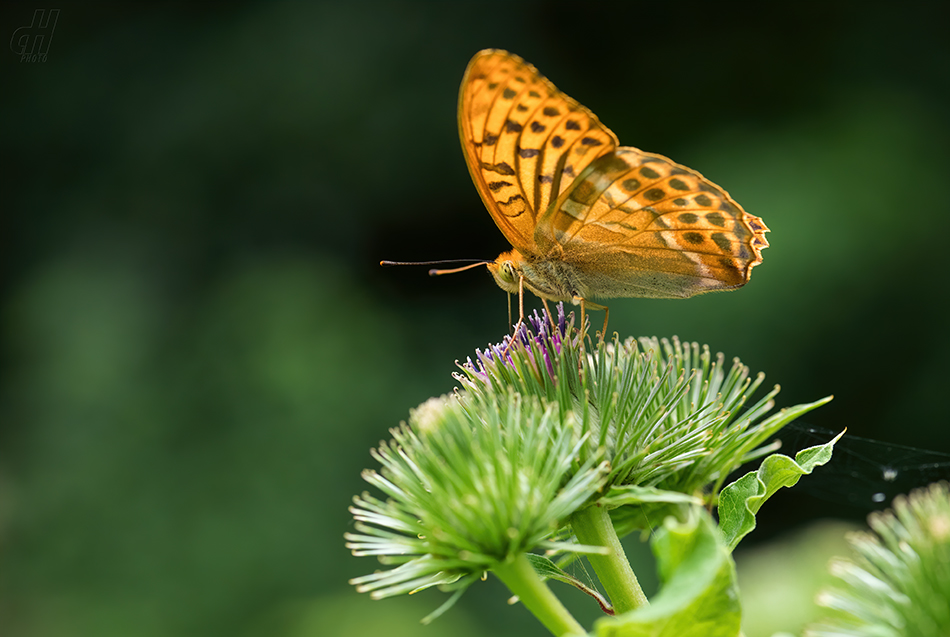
[455,49,769,334]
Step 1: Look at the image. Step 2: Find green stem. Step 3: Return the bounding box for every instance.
[570,503,648,613]
[493,553,586,637]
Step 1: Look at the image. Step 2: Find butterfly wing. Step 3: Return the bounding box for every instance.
[537,148,769,298]
[458,50,618,255]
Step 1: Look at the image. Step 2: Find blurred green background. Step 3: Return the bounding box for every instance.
[3,2,949,636]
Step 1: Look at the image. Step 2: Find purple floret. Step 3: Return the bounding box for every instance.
[467,303,578,381]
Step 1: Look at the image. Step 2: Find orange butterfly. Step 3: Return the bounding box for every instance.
[392,50,769,335]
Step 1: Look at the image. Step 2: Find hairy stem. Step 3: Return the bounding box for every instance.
[571,504,648,613]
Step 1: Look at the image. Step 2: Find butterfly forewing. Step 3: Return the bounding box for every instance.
[540,148,769,298]
[458,50,618,255]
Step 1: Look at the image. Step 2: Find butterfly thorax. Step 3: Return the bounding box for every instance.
[488,249,583,303]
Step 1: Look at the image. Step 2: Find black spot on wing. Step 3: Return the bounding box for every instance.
[482,161,516,176]
[598,156,629,173]
[570,180,598,205]
[712,232,732,253]
[683,232,704,245]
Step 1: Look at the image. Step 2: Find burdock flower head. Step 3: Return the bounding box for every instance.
[458,305,831,530]
[808,481,950,636]
[347,304,836,632]
[346,390,608,628]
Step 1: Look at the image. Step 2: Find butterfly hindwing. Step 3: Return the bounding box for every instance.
[539,148,769,298]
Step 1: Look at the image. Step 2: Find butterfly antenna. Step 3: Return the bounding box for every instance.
[379,259,491,276]
[427,261,491,276]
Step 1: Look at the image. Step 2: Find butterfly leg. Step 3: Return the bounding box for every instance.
[540,298,556,330]
[576,297,609,341]
[505,277,526,334]
[502,276,527,356]
[517,274,525,329]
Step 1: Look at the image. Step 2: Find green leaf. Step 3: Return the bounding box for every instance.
[718,430,844,551]
[524,553,614,615]
[593,508,741,637]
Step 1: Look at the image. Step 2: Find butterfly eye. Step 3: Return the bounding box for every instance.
[500,262,517,284]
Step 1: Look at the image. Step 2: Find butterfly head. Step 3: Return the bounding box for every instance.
[487,249,525,294]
